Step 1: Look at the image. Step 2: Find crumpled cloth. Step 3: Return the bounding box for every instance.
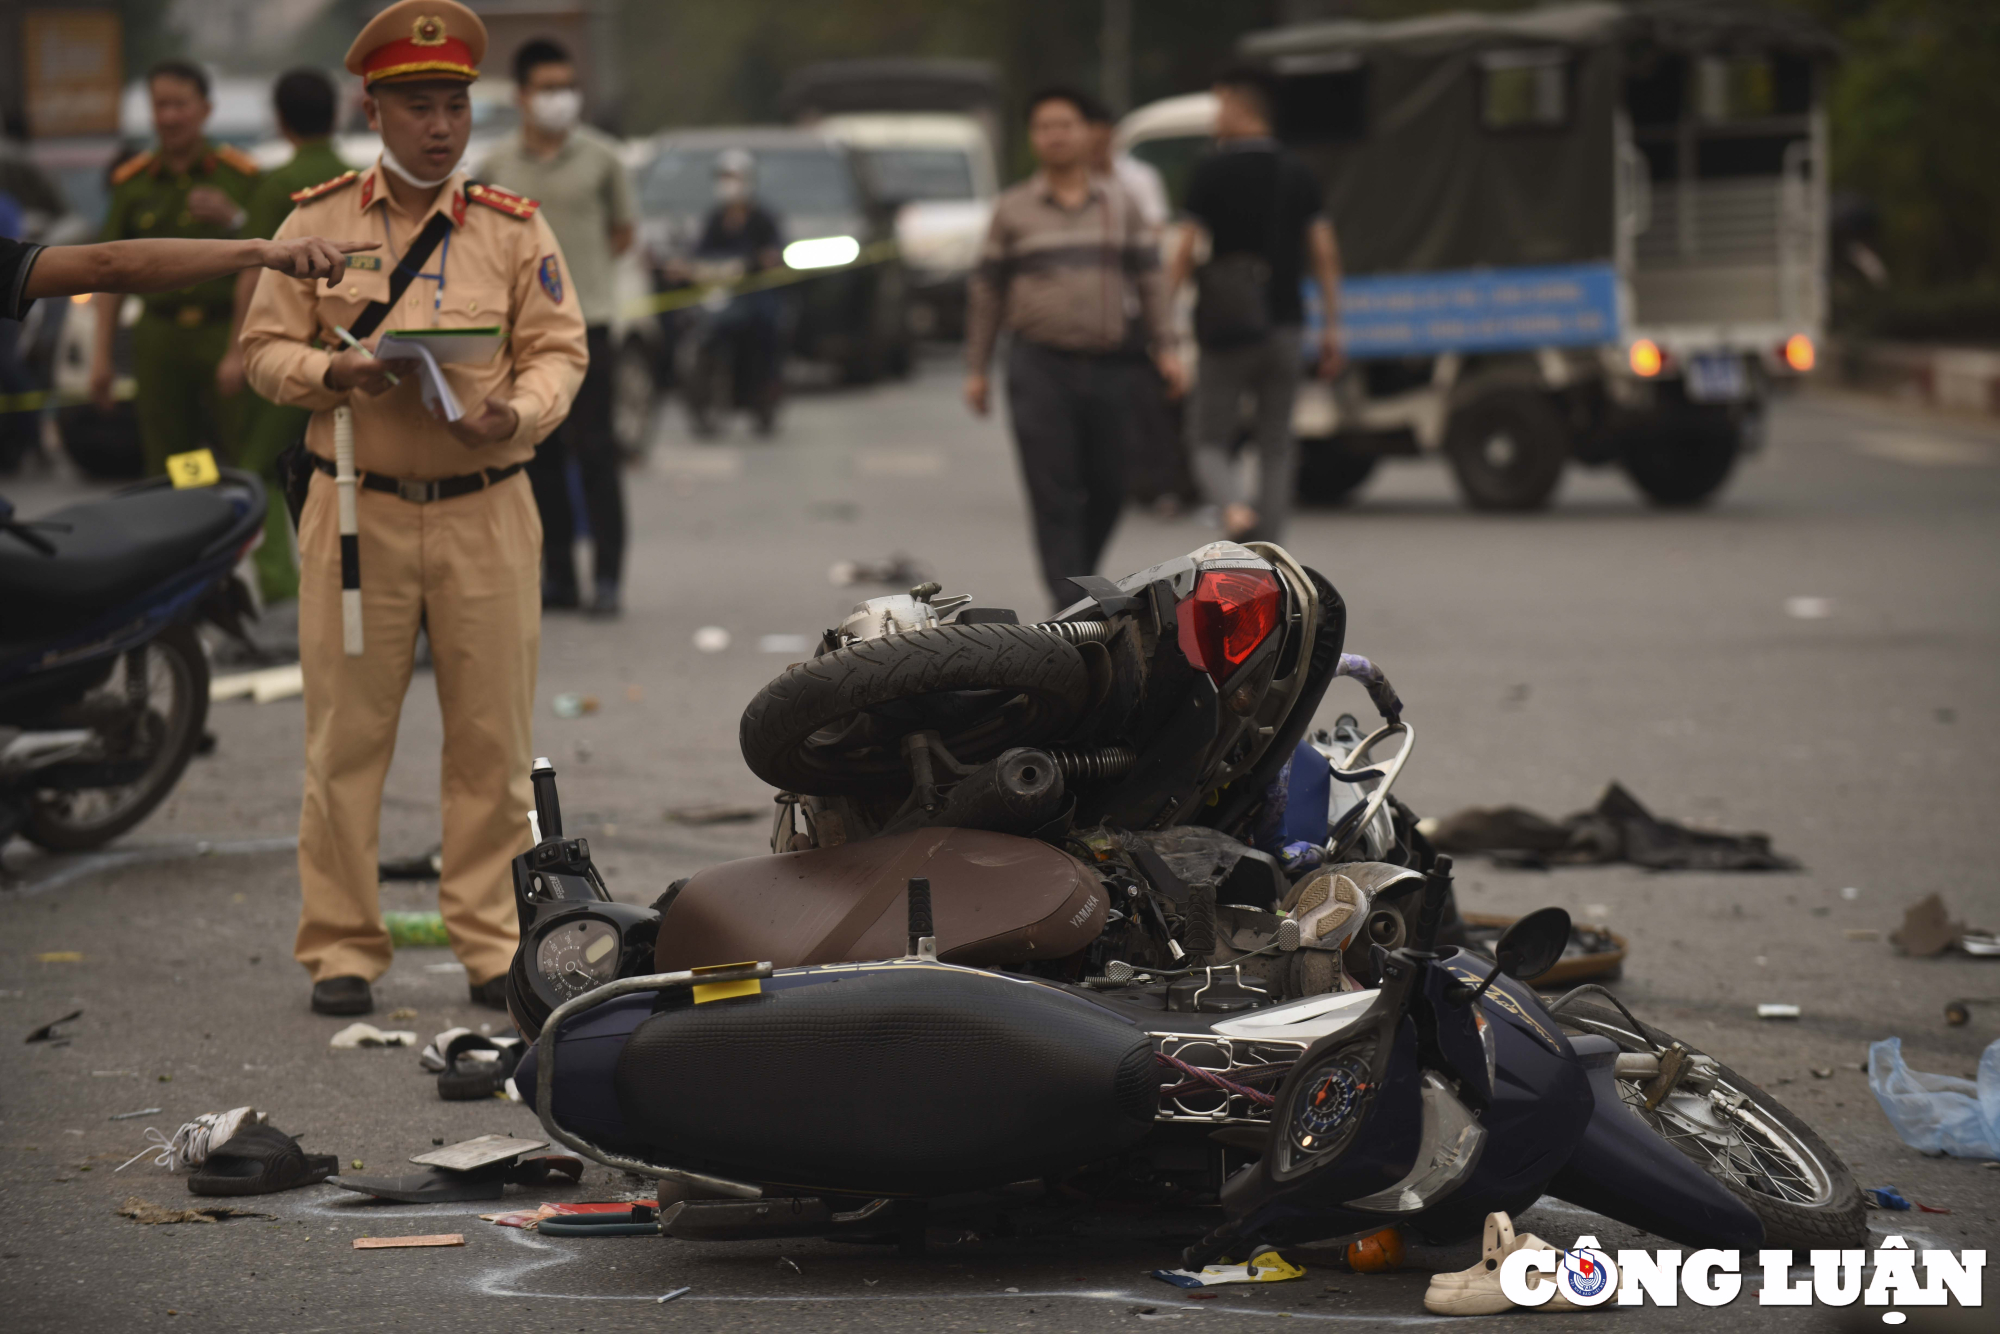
[1426,782,1797,871]
[1868,1037,2000,1159]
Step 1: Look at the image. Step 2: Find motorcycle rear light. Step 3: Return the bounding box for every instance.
[1178,568,1282,682]
[1627,339,1664,377]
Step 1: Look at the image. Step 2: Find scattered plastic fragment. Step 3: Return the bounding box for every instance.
[1757,1003,1801,1020]
[1153,1249,1305,1288]
[552,692,600,719]
[692,626,731,653]
[1841,886,1861,901]
[328,1023,417,1049]
[778,1256,802,1274]
[1346,1227,1405,1272]
[352,1234,464,1249]
[210,663,304,704]
[110,1108,162,1121]
[1916,1202,1952,1214]
[1868,1037,2000,1158]
[1863,1187,1911,1211]
[25,1009,81,1042]
[1812,1068,1834,1079]
[1960,933,2000,957]
[35,951,82,963]
[656,1287,691,1304]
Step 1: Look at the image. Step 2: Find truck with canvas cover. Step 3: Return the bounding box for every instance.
[1119,1,1836,509]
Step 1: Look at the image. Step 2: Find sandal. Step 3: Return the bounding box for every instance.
[187,1124,338,1197]
[437,1031,524,1101]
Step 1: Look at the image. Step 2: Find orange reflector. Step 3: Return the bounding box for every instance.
[1628,339,1663,377]
[1783,334,1815,372]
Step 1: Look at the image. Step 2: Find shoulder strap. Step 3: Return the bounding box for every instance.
[348,211,455,340]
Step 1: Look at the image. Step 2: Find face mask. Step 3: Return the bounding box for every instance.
[715,176,748,204]
[381,146,455,190]
[529,89,582,134]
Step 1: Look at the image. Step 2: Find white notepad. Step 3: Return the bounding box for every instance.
[383,326,506,364]
[375,336,463,422]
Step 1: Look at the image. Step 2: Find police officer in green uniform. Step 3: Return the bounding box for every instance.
[219,69,351,602]
[89,59,261,476]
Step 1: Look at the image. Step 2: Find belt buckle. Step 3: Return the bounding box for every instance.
[396,477,437,504]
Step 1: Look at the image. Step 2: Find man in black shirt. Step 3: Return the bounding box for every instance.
[1168,66,1345,543]
[1,232,370,323]
[688,148,783,425]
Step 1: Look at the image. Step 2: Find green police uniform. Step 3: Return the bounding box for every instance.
[235,138,351,601]
[100,140,261,474]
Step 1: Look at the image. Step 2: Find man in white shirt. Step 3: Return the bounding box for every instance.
[477,38,637,617]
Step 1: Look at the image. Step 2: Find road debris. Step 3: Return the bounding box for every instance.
[662,802,762,825]
[827,553,926,587]
[1153,1249,1305,1288]
[692,626,731,652]
[656,1287,691,1304]
[117,1196,273,1224]
[1864,1187,1911,1210]
[1784,596,1833,619]
[378,849,442,881]
[552,692,600,719]
[328,1023,417,1049]
[1868,1036,2000,1158]
[352,1234,464,1249]
[24,1008,81,1042]
[383,911,448,946]
[1423,782,1797,871]
[1756,1003,1801,1020]
[110,1107,162,1120]
[210,663,305,703]
[35,951,82,963]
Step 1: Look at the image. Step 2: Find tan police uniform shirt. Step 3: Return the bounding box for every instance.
[240,159,588,480]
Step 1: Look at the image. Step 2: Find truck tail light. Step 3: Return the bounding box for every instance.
[1628,339,1664,377]
[1178,568,1283,682]
[1782,334,1815,372]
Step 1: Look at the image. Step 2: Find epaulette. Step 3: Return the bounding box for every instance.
[466,182,540,220]
[109,152,154,187]
[214,143,261,176]
[290,171,361,205]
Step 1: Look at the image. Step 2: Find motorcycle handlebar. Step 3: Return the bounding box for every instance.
[1335,654,1402,723]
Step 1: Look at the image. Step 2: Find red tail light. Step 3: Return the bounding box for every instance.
[1178,568,1283,682]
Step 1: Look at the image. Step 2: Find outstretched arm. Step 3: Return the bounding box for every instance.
[25,236,377,300]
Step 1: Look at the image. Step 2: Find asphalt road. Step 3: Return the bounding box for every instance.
[3,358,1997,1331]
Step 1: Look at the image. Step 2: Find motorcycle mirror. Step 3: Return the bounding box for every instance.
[1496,907,1572,982]
[1459,906,1572,1008]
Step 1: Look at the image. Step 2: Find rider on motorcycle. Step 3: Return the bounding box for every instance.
[687,148,784,432]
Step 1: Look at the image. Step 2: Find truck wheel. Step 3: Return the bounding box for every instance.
[1444,390,1567,511]
[1621,406,1741,508]
[1296,441,1378,506]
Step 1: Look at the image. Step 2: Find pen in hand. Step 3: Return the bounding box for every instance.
[332,325,400,386]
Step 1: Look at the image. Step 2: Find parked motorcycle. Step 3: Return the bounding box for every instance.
[503,540,1867,1257]
[0,470,265,850]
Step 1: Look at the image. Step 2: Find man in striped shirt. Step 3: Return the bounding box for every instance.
[964,87,1183,609]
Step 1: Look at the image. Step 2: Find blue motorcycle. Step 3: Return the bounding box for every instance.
[501,542,1866,1256]
[0,469,264,850]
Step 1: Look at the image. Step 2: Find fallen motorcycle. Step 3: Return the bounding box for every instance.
[504,541,1867,1256]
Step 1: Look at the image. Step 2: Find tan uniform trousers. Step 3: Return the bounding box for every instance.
[295,467,540,985]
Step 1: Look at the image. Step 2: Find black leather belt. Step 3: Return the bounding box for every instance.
[311,454,525,505]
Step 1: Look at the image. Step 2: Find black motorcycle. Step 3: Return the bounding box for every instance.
[0,470,264,850]
[502,540,1866,1256]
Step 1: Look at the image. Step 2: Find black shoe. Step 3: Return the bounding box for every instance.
[468,975,510,1010]
[311,975,373,1015]
[584,582,621,620]
[542,582,581,611]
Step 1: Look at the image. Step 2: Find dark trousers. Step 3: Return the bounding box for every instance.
[528,324,625,595]
[1005,339,1133,608]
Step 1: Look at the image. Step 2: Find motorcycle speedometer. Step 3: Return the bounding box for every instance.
[1285,1037,1376,1166]
[535,916,623,1002]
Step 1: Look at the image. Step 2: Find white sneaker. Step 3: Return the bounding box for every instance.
[1423,1212,1582,1315]
[115,1105,265,1173]
[1291,872,1367,950]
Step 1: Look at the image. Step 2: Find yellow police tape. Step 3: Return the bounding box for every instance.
[620,238,900,320]
[0,380,138,416]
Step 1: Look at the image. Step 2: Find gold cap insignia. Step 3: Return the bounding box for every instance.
[411,15,447,46]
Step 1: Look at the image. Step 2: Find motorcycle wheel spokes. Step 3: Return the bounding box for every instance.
[1619,1083,1831,1207]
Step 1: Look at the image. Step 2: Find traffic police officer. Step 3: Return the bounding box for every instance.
[91,59,261,474]
[241,0,588,1016]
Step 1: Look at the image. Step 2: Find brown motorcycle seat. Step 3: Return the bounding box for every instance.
[653,828,1108,972]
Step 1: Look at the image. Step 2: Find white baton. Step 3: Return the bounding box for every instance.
[332,405,363,656]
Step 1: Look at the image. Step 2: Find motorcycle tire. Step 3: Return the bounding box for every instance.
[22,622,210,852]
[739,623,1090,795]
[1554,1000,1868,1249]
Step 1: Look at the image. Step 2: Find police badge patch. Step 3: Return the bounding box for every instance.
[538,254,564,304]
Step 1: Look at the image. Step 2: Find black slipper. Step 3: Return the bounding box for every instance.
[188,1124,338,1197]
[437,1032,524,1101]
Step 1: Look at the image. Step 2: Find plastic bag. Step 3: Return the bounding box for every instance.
[1866,1037,2000,1158]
